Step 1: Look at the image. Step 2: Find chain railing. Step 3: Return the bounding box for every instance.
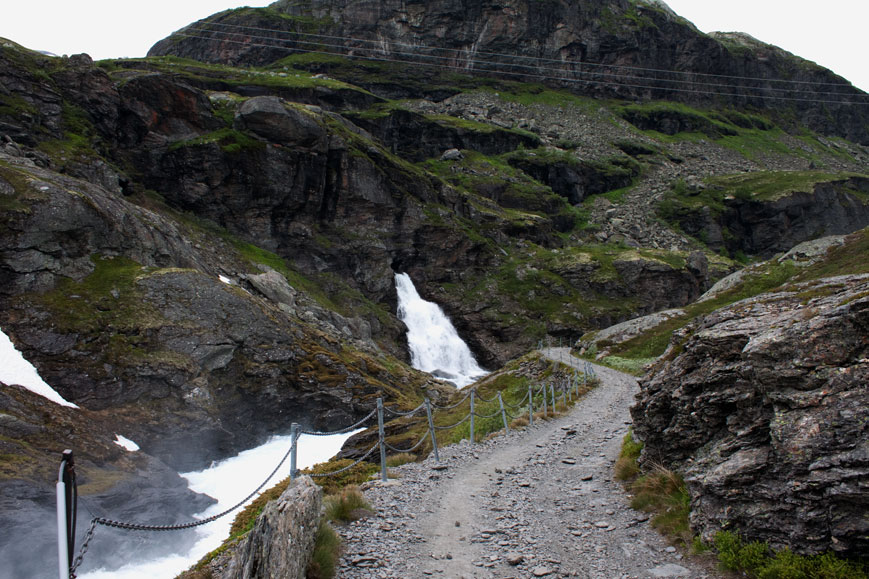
[58,358,598,578]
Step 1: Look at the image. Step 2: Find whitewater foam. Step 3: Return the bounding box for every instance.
[395,272,487,388]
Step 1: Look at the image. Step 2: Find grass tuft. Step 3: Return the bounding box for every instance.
[629,466,692,544]
[385,453,417,468]
[323,485,371,523]
[614,429,643,480]
[307,520,341,579]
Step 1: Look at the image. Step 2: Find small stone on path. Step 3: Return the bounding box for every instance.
[646,563,692,577]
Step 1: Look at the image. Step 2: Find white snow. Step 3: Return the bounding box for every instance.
[78,429,360,578]
[114,435,140,452]
[218,275,232,285]
[0,327,78,408]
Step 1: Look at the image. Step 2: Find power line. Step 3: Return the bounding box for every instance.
[170,31,869,106]
[183,25,866,99]
[190,20,865,91]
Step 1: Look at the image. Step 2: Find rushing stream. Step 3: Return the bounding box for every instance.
[78,429,359,578]
[395,272,487,388]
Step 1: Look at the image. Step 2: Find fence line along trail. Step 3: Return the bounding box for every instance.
[335,349,720,579]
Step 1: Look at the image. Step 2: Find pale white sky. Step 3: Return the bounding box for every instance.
[1,1,866,92]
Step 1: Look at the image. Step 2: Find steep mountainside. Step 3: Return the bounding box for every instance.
[149,0,869,143]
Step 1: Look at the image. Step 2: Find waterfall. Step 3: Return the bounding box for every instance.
[395,273,487,388]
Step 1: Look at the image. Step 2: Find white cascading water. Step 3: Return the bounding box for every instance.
[395,273,487,388]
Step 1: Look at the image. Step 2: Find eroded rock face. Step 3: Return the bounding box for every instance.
[631,274,869,556]
[221,477,322,579]
[670,177,869,258]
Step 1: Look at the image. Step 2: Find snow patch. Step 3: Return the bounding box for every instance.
[218,275,232,285]
[0,327,78,408]
[114,435,140,452]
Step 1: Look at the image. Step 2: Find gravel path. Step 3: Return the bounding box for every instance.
[335,349,718,578]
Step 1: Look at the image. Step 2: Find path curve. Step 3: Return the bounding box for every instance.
[336,349,718,578]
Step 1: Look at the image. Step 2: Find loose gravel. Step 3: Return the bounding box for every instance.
[334,349,720,578]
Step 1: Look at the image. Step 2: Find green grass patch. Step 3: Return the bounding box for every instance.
[168,128,266,153]
[31,254,160,334]
[713,531,868,579]
[614,429,643,480]
[793,228,869,280]
[598,355,656,376]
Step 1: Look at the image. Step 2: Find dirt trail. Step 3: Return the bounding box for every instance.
[336,349,718,578]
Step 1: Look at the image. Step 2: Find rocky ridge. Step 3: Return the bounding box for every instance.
[150,0,869,143]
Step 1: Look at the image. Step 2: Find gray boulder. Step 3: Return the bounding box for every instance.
[236,96,327,150]
[222,476,323,579]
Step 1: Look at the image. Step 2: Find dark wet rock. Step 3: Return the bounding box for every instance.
[235,96,328,149]
[632,274,869,557]
[345,108,539,162]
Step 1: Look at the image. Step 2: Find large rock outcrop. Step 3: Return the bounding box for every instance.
[221,477,322,579]
[663,176,869,259]
[631,274,869,557]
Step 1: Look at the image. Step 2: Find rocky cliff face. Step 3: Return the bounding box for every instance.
[149,0,869,144]
[662,176,869,259]
[631,274,869,557]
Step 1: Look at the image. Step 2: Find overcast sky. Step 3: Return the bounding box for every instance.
[1,1,867,92]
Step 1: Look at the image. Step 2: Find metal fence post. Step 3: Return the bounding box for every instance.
[550,381,556,412]
[542,382,547,416]
[425,398,439,463]
[528,385,534,426]
[469,389,476,444]
[568,375,573,403]
[377,398,387,482]
[56,450,74,579]
[289,423,299,481]
[498,392,509,433]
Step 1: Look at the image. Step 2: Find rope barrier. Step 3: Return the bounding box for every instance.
[62,374,595,574]
[475,391,499,404]
[383,403,426,418]
[504,392,530,409]
[299,408,377,436]
[308,443,379,478]
[430,389,472,410]
[474,408,504,419]
[89,439,295,532]
[433,413,471,430]
[384,430,430,454]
